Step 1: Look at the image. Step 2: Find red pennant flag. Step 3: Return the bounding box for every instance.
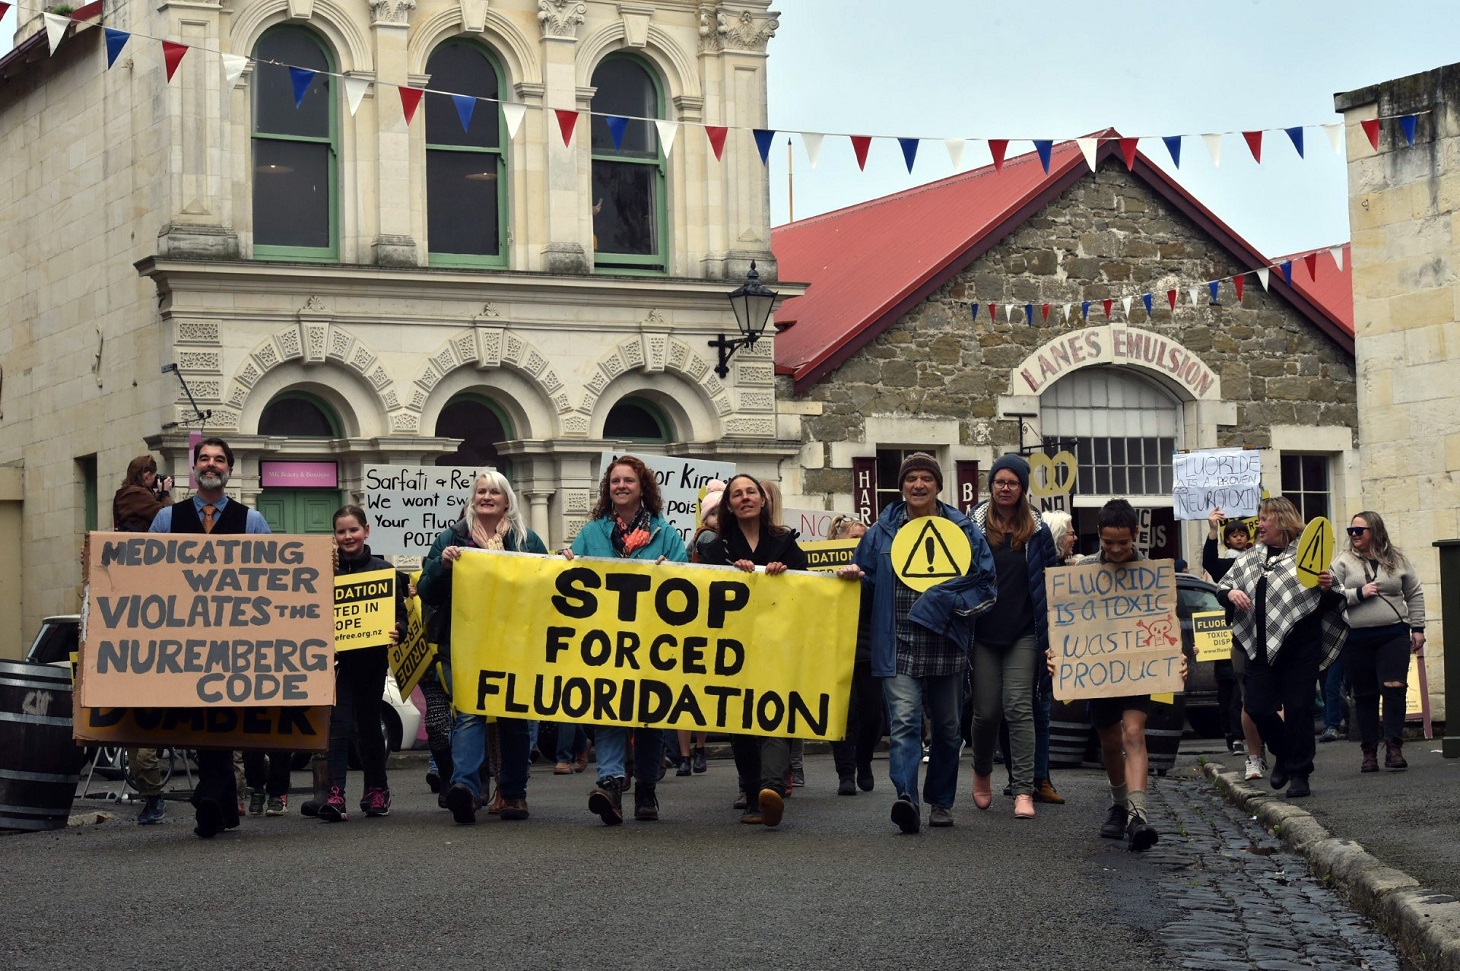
[1119,137,1138,171]
[399,86,424,125]
[1361,118,1381,151]
[0,3,10,23]
[1167,289,1177,311]
[1041,303,1050,322]
[705,126,728,161]
[1303,253,1318,280]
[988,139,1008,171]
[1242,130,1262,163]
[850,135,871,170]
[162,41,188,83]
[1234,275,1245,302]
[988,302,998,323]
[1102,299,1113,318]
[555,109,578,146]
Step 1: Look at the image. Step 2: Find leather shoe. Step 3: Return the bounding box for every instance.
[1269,764,1289,791]
[972,773,992,810]
[1013,794,1035,819]
[1285,776,1311,798]
[1034,779,1065,804]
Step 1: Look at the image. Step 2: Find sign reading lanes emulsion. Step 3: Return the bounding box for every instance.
[449,551,859,739]
[79,532,336,708]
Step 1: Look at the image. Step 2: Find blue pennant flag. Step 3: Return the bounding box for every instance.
[1280,260,1293,285]
[753,129,776,165]
[970,303,980,322]
[1163,135,1182,168]
[1033,139,1053,173]
[1208,280,1220,304]
[898,137,919,173]
[104,27,129,68]
[1080,300,1091,322]
[606,115,629,151]
[452,94,476,133]
[289,67,316,108]
[1024,303,1035,326]
[1400,115,1417,146]
[1285,126,1304,157]
[1141,293,1153,317]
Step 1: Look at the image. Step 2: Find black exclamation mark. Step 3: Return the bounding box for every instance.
[925,536,935,573]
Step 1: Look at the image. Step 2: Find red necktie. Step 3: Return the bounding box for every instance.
[202,504,216,534]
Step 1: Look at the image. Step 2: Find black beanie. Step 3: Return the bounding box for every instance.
[989,453,1030,494]
[897,452,943,490]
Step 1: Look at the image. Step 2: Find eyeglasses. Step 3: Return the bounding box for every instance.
[1346,527,1369,537]
[991,481,1021,490]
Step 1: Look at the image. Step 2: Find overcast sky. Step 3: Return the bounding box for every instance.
[765,0,1458,256]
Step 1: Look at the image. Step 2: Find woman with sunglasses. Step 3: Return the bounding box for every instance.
[1331,513,1426,772]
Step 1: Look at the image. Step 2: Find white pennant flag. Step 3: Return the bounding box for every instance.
[1202,133,1223,167]
[1121,295,1133,318]
[1189,286,1201,308]
[944,138,965,171]
[802,132,824,169]
[1323,123,1343,155]
[503,102,528,140]
[222,54,249,89]
[1006,304,1015,323]
[653,119,677,156]
[1256,267,1271,291]
[43,12,68,54]
[1329,245,1345,271]
[342,76,370,117]
[1076,137,1098,172]
[1062,303,1071,323]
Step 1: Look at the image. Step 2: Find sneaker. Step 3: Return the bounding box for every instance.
[1099,803,1129,839]
[929,805,954,828]
[634,783,659,821]
[1126,813,1159,851]
[1228,739,1245,755]
[136,795,166,826]
[740,799,763,824]
[445,783,477,825]
[265,794,288,816]
[361,786,392,817]
[246,788,266,817]
[891,797,920,834]
[1244,756,1268,781]
[193,797,224,839]
[1318,727,1341,743]
[692,748,708,774]
[589,778,624,826]
[318,786,348,823]
[675,757,692,777]
[500,797,529,820]
[758,788,784,827]
[790,766,806,788]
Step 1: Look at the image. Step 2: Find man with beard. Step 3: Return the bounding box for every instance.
[149,437,273,838]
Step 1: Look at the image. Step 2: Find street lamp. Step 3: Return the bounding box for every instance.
[710,260,778,378]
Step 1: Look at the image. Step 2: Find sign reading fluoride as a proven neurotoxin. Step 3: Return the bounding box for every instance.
[1172,448,1262,521]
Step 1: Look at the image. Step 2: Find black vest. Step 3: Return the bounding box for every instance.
[170,497,250,534]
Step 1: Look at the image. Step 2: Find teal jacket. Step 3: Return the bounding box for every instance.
[570,512,689,564]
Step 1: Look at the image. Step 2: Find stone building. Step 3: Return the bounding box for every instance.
[1336,64,1460,714]
[771,135,1359,563]
[0,0,791,657]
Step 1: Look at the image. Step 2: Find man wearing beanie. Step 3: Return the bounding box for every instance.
[837,452,997,834]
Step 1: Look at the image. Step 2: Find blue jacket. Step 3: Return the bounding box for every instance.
[852,500,998,678]
[570,512,689,564]
[970,502,1058,653]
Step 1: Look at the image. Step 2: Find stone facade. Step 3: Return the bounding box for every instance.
[1337,63,1460,715]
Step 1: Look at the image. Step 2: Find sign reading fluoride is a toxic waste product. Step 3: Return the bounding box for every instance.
[1046,559,1184,701]
[889,517,972,592]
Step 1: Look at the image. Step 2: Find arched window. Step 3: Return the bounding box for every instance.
[258,392,341,437]
[425,41,507,266]
[604,396,671,443]
[251,27,337,260]
[1041,367,1178,496]
[435,395,512,473]
[590,55,666,273]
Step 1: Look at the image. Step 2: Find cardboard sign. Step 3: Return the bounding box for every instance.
[363,465,487,558]
[389,593,437,698]
[1295,517,1335,589]
[80,533,335,708]
[890,516,972,592]
[449,551,859,739]
[72,699,330,752]
[801,539,860,573]
[1191,610,1232,663]
[333,569,397,651]
[1406,654,1424,718]
[783,507,836,541]
[1172,448,1262,521]
[598,453,735,545]
[1046,558,1184,701]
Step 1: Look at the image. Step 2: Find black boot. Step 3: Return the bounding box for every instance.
[432,747,455,807]
[589,777,623,825]
[837,772,857,796]
[300,755,329,817]
[634,782,659,821]
[693,746,708,773]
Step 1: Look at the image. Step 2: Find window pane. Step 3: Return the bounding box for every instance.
[1111,466,1128,496]
[436,398,507,467]
[259,397,334,436]
[1301,455,1327,487]
[253,140,330,248]
[425,44,501,150]
[606,401,667,440]
[254,32,330,137]
[590,58,658,157]
[592,161,658,255]
[427,150,501,256]
[1280,455,1299,485]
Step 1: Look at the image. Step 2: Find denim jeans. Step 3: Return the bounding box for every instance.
[970,634,1038,796]
[593,727,663,786]
[1322,656,1346,731]
[883,671,964,809]
[442,663,532,800]
[555,724,588,764]
[1033,683,1052,783]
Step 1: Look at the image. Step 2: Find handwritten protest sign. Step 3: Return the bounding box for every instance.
[1046,558,1184,701]
[71,694,330,752]
[1172,448,1262,520]
[80,533,335,708]
[783,508,835,541]
[334,569,396,651]
[363,465,486,557]
[599,453,735,544]
[389,592,436,698]
[1191,610,1232,663]
[801,539,860,573]
[450,552,858,739]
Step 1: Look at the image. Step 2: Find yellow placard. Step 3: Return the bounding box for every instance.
[889,516,973,592]
[389,592,437,698]
[1295,517,1335,588]
[1192,610,1232,663]
[334,568,397,651]
[449,551,859,739]
[801,539,860,573]
[1407,653,1424,718]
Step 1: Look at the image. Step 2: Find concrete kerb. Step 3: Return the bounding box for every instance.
[1204,762,1460,971]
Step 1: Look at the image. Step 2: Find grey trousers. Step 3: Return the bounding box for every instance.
[969,633,1039,797]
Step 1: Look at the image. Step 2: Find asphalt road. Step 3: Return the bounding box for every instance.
[0,749,1410,971]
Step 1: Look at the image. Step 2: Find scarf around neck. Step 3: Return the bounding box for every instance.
[611,505,653,557]
[470,516,509,551]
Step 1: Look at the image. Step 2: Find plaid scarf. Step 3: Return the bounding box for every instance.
[610,505,653,558]
[1220,541,1348,669]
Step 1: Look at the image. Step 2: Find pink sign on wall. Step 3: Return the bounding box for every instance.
[260,461,338,489]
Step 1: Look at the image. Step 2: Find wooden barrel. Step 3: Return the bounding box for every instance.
[1146,695,1186,777]
[1049,700,1098,769]
[0,661,85,832]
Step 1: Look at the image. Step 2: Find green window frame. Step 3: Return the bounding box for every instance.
[251,26,339,262]
[604,396,672,443]
[590,54,668,275]
[258,391,342,438]
[434,393,514,477]
[425,40,509,268]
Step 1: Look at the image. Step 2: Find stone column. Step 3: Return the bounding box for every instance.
[524,489,555,546]
[370,0,420,266]
[539,0,591,273]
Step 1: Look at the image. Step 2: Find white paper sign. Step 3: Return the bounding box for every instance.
[363,464,487,557]
[598,452,735,544]
[783,507,836,541]
[1172,448,1262,521]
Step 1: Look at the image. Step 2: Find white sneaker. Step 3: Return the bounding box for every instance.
[1244,756,1268,781]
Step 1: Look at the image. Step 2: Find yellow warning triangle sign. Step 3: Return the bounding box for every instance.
[891,517,972,592]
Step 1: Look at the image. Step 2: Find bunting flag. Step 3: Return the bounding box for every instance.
[1033,139,1052,173]
[1202,133,1222,167]
[753,129,776,165]
[503,101,528,139]
[898,137,918,173]
[1080,301,1091,322]
[654,119,677,156]
[1256,267,1270,291]
[1188,286,1200,308]
[1234,275,1245,302]
[1285,126,1304,158]
[989,302,998,323]
[802,132,824,168]
[399,86,424,126]
[1062,302,1071,322]
[705,125,728,161]
[1076,137,1097,172]
[1042,303,1051,322]
[988,138,1008,171]
[1119,137,1138,171]
[222,53,248,89]
[1361,118,1381,150]
[43,11,67,54]
[450,94,477,133]
[1242,130,1262,163]
[970,303,980,322]
[1400,115,1417,146]
[1163,135,1181,168]
[605,115,628,151]
[1006,304,1015,323]
[162,41,188,83]
[343,76,370,117]
[104,27,128,68]
[0,2,10,22]
[1323,123,1343,155]
[554,108,577,146]
[1303,253,1318,279]
[1208,280,1220,303]
[1102,299,1113,318]
[1025,303,1035,326]
[1280,260,1293,286]
[850,135,871,171]
[1330,245,1344,271]
[289,67,315,109]
[944,138,965,171]
[1141,293,1153,316]
[1167,289,1178,311]
[1121,296,1133,318]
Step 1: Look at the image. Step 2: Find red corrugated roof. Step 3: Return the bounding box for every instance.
[771,132,1354,394]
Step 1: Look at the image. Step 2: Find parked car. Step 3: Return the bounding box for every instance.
[1175,573,1228,738]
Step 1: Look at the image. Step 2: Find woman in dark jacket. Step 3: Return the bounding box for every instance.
[825,514,880,796]
[113,454,173,532]
[696,473,807,827]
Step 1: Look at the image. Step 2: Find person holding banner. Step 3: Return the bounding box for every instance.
[1216,497,1347,799]
[698,473,809,827]
[563,455,689,825]
[825,515,880,796]
[419,471,548,825]
[1331,511,1426,773]
[837,452,996,834]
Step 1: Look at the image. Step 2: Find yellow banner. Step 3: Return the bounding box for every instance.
[450,551,859,739]
[801,539,859,573]
[389,592,437,698]
[1192,610,1232,663]
[334,568,396,651]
